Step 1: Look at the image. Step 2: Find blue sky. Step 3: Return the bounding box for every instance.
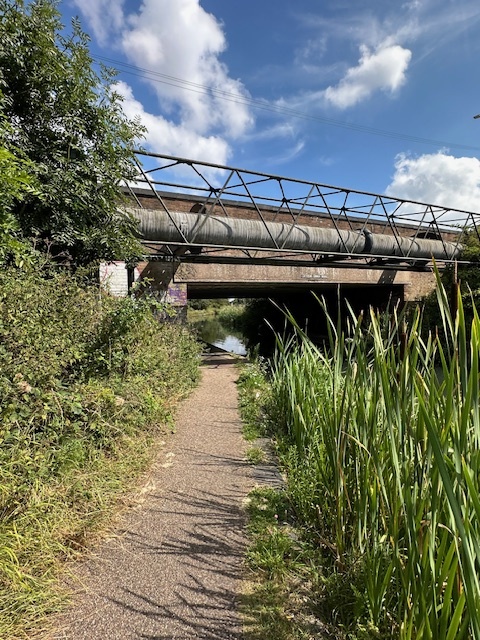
[61,0,480,211]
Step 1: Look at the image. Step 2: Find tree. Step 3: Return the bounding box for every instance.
[0,0,145,265]
[0,144,34,265]
[0,91,37,265]
[420,228,480,339]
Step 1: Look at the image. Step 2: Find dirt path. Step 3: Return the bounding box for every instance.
[50,352,252,640]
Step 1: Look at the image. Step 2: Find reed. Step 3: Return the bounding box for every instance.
[269,278,480,638]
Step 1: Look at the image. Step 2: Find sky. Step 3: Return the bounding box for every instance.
[60,0,480,212]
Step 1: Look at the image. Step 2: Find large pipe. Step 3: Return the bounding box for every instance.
[363,230,459,260]
[130,208,461,261]
[133,208,366,254]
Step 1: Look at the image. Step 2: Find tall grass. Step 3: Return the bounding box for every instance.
[269,278,480,638]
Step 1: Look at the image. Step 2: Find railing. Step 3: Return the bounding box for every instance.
[123,151,480,269]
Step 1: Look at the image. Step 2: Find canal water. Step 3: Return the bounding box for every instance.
[191,317,247,356]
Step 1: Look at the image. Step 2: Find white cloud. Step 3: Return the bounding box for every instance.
[324,44,412,109]
[121,0,253,139]
[287,0,480,114]
[299,1,480,58]
[71,0,125,45]
[294,36,328,69]
[266,141,306,167]
[116,81,230,166]
[73,0,254,163]
[243,121,298,143]
[273,37,412,114]
[386,151,480,213]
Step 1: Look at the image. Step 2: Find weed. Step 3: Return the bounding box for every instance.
[241,486,336,639]
[237,360,271,440]
[245,446,265,465]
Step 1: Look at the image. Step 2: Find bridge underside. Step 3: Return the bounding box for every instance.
[187,283,405,311]
[134,259,436,306]
[187,279,405,297]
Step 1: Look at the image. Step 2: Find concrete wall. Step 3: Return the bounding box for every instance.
[134,261,187,310]
[100,257,436,324]
[99,262,139,297]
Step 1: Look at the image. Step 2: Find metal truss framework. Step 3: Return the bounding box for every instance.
[124,151,480,270]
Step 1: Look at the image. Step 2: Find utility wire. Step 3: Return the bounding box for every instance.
[93,54,480,153]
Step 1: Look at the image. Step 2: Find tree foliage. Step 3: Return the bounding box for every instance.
[0,124,36,264]
[420,229,480,337]
[451,229,480,292]
[0,0,145,265]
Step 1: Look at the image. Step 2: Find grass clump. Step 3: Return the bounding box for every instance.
[245,446,266,465]
[242,486,330,640]
[238,365,335,640]
[0,264,201,638]
[237,360,271,441]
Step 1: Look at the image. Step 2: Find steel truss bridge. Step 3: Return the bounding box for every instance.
[123,151,480,271]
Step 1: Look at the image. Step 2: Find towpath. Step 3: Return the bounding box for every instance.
[49,351,252,640]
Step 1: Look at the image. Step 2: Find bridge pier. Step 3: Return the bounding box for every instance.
[136,261,188,320]
[99,260,188,320]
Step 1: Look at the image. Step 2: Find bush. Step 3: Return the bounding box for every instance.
[0,264,201,637]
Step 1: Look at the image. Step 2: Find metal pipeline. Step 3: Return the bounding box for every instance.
[362,230,458,260]
[130,208,461,261]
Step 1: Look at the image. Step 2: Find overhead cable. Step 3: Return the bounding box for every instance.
[93,54,480,152]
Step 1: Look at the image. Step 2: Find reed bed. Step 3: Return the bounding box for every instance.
[269,280,480,638]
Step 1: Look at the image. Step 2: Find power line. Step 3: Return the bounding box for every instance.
[93,54,480,152]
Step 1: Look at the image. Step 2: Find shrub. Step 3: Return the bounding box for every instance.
[0,264,201,637]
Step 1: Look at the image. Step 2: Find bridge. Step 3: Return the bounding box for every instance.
[101,151,480,315]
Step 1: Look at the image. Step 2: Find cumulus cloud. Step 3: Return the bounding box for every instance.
[116,82,230,165]
[121,0,253,139]
[73,0,253,164]
[324,44,412,109]
[386,151,480,213]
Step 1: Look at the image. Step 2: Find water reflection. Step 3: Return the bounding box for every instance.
[212,334,246,356]
[192,318,247,356]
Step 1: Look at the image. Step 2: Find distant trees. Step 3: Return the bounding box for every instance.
[0,0,145,266]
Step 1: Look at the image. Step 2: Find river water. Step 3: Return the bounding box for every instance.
[191,317,247,356]
[212,334,246,356]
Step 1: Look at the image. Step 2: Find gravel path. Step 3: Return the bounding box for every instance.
[49,352,252,640]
